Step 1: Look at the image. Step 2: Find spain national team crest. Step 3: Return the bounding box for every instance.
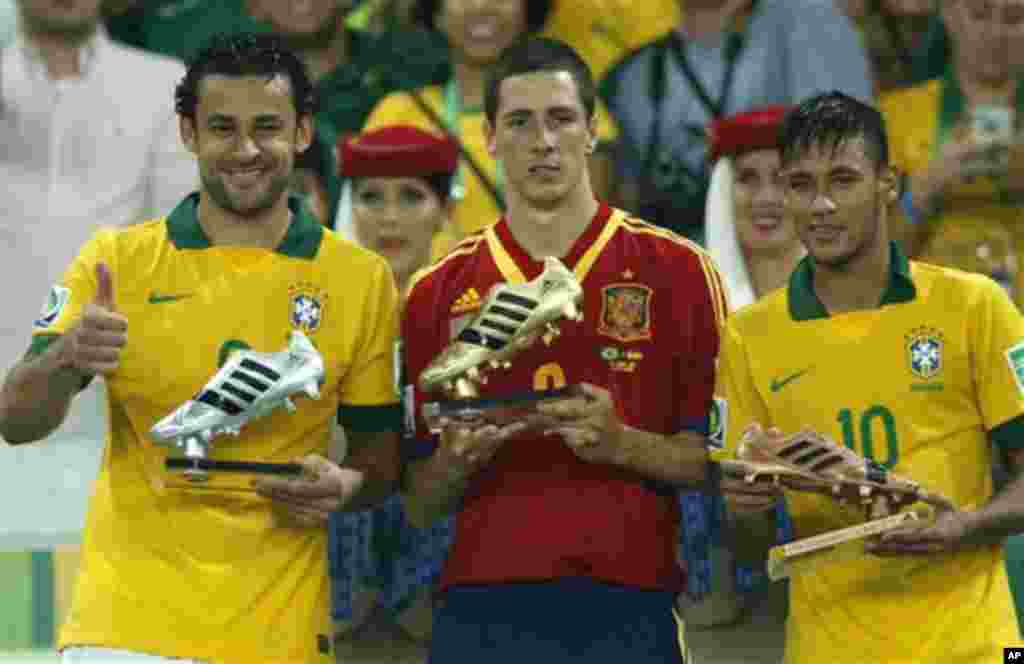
[598,284,653,343]
[906,326,944,380]
[289,283,328,334]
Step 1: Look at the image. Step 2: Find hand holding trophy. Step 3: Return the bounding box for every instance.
[419,256,585,434]
[720,425,956,580]
[149,330,325,485]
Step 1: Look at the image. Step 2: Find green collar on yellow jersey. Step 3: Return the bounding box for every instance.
[166,192,324,259]
[788,242,915,321]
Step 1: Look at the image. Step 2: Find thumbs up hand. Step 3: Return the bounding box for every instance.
[57,263,128,376]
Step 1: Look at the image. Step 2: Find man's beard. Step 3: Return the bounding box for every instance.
[202,170,292,219]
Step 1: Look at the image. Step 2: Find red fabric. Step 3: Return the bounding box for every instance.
[401,205,721,593]
[339,125,458,177]
[707,105,791,163]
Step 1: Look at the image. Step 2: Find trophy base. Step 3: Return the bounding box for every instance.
[422,384,585,434]
[158,458,303,492]
[766,510,924,581]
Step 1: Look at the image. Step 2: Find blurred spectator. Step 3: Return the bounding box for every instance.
[542,0,680,81]
[675,106,796,662]
[330,126,460,662]
[840,0,937,93]
[346,126,456,291]
[705,106,804,307]
[364,0,618,259]
[291,127,342,226]
[600,0,873,243]
[248,0,448,140]
[102,0,267,62]
[0,0,193,376]
[881,0,1024,302]
[0,0,15,46]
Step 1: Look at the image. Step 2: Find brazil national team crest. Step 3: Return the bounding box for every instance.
[598,284,652,343]
[34,285,70,329]
[906,326,944,380]
[289,283,328,334]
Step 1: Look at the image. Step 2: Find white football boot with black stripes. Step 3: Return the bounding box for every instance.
[149,330,325,460]
[419,256,584,396]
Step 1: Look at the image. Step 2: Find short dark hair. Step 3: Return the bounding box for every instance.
[484,37,596,124]
[175,33,317,121]
[415,0,552,34]
[352,174,455,205]
[778,91,889,169]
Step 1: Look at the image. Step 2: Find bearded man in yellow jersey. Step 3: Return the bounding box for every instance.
[0,33,402,664]
[714,91,1024,663]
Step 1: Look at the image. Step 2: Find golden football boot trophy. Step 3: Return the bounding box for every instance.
[720,429,955,580]
[419,257,585,433]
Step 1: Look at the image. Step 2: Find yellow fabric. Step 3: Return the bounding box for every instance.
[363,85,619,260]
[711,262,1024,663]
[542,0,680,80]
[881,79,1024,303]
[40,220,398,664]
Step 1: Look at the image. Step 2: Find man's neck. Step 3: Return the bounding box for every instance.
[24,27,95,80]
[504,183,600,262]
[300,31,349,83]
[196,195,293,250]
[677,0,748,43]
[453,59,487,110]
[811,237,891,315]
[746,243,805,298]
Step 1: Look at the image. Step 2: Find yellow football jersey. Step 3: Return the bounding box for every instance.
[362,85,620,259]
[542,0,680,80]
[712,243,1024,663]
[31,194,400,664]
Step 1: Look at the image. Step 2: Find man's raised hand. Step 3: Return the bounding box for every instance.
[57,262,128,376]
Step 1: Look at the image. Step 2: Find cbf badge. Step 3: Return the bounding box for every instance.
[906,326,944,380]
[34,285,71,329]
[288,283,328,334]
[598,284,652,343]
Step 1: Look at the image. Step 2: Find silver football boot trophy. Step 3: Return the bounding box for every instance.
[419,257,586,433]
[150,330,325,483]
[719,429,955,580]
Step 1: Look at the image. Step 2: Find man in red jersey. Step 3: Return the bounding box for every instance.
[400,37,727,664]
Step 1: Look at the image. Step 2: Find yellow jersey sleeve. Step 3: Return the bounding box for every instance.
[30,228,119,346]
[338,256,400,411]
[969,275,1024,434]
[710,318,772,461]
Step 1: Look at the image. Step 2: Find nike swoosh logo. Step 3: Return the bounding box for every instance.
[770,368,811,392]
[148,293,193,304]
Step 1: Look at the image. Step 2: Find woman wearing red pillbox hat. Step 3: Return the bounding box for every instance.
[680,107,799,662]
[340,125,460,294]
[705,105,806,311]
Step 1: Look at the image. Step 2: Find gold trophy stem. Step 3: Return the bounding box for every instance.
[766,510,924,581]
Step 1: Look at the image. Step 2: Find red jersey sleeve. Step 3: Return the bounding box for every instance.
[675,248,728,434]
[400,269,450,461]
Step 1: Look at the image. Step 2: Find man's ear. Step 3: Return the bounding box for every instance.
[880,165,899,205]
[586,113,598,154]
[180,116,197,155]
[484,117,497,158]
[296,114,315,154]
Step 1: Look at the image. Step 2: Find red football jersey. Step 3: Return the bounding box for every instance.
[401,203,727,592]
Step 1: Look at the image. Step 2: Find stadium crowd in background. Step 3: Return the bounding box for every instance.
[3,1,1024,663]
